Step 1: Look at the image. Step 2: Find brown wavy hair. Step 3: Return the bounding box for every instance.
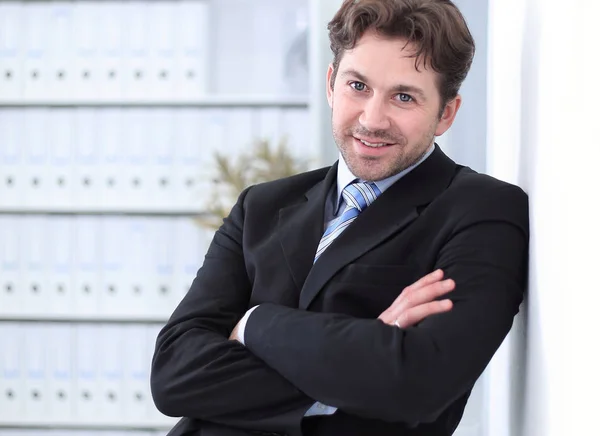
[328,0,475,109]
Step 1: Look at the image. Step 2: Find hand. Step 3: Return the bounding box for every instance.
[378,269,454,328]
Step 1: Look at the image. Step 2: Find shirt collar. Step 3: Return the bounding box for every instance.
[334,143,436,213]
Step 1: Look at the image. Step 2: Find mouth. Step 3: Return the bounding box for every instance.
[353,136,396,148]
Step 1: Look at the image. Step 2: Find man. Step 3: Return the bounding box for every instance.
[150,0,529,435]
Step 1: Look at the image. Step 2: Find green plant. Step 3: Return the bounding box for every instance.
[196,136,310,230]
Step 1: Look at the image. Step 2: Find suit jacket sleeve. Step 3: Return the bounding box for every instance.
[243,183,529,424]
[150,187,314,431]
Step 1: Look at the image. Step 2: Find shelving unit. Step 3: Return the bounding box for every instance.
[0,0,338,434]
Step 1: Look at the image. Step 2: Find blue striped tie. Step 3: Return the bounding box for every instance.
[314,182,382,262]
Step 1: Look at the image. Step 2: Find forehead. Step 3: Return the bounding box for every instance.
[338,31,438,91]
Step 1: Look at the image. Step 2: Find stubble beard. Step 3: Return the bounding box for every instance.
[333,124,437,182]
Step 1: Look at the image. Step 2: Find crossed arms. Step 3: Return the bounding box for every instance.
[150,183,528,432]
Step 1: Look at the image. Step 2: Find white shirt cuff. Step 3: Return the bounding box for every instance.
[237,305,259,345]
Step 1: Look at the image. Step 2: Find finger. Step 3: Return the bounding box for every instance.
[385,270,446,311]
[393,299,453,328]
[403,269,444,293]
[379,276,454,322]
[390,278,455,317]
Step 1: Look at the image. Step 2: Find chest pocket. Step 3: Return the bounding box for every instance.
[322,264,418,318]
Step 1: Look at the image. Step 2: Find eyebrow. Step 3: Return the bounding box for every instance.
[340,69,427,101]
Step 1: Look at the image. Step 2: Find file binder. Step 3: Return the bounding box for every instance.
[22,323,49,422]
[175,0,210,99]
[22,108,50,209]
[98,324,125,421]
[172,108,203,210]
[147,109,175,210]
[47,108,74,209]
[21,215,49,316]
[0,215,22,316]
[73,2,100,101]
[22,2,49,101]
[149,2,176,100]
[149,218,177,317]
[73,108,101,209]
[122,109,151,209]
[47,323,74,422]
[47,215,75,316]
[99,216,127,316]
[123,1,150,101]
[123,217,152,317]
[97,108,125,209]
[122,325,150,422]
[0,2,24,101]
[96,1,125,101]
[48,2,74,101]
[73,324,101,423]
[0,109,22,209]
[72,216,102,316]
[0,323,25,422]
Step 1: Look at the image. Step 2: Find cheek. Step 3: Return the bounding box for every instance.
[391,112,435,137]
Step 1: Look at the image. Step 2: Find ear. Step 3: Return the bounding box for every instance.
[435,95,462,136]
[326,64,335,108]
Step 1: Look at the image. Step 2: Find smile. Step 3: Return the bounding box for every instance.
[357,138,394,148]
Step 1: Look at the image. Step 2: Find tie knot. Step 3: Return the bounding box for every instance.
[342,182,382,212]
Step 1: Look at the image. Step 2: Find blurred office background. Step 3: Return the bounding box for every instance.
[1,0,599,436]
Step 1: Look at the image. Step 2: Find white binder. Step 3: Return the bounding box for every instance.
[172,108,203,210]
[73,324,101,423]
[21,216,48,316]
[175,0,210,100]
[22,2,49,101]
[149,218,177,318]
[47,323,74,422]
[98,216,127,317]
[73,108,101,210]
[149,1,176,100]
[95,1,124,101]
[72,2,99,102]
[0,109,23,208]
[48,2,74,101]
[47,215,75,316]
[147,109,175,210]
[22,108,50,209]
[97,108,125,209]
[0,323,25,422]
[72,216,101,316]
[47,108,74,209]
[22,323,49,422]
[122,109,151,210]
[123,217,152,317]
[0,216,22,316]
[0,2,24,102]
[122,325,150,422]
[123,1,150,101]
[98,324,125,422]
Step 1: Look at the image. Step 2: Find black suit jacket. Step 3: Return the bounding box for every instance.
[151,145,529,436]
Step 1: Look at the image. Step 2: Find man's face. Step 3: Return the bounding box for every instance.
[327,30,461,181]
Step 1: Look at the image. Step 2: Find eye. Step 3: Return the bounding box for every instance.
[395,93,413,103]
[349,81,367,92]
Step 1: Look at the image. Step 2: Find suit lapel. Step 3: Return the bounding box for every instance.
[299,145,458,310]
[278,163,338,293]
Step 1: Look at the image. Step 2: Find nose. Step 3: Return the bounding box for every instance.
[358,95,391,132]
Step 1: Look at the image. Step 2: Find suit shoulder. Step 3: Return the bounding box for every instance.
[244,165,331,206]
[439,167,529,233]
[450,166,528,202]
